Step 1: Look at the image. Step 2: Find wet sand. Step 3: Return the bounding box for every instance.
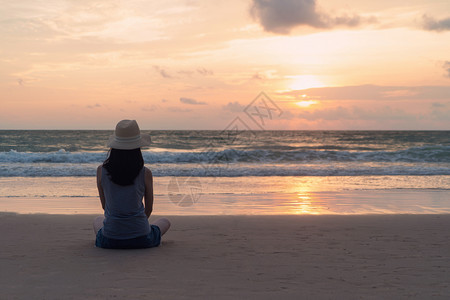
[1,213,450,299]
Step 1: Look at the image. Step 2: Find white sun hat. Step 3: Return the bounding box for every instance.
[107,119,151,150]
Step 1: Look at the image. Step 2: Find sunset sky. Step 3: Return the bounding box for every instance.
[1,0,449,130]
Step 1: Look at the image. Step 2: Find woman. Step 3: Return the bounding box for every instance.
[93,119,170,249]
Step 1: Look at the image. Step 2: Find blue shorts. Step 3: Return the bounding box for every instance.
[95,225,161,249]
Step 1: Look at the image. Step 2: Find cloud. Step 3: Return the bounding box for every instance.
[153,66,213,79]
[197,68,214,76]
[432,102,446,108]
[180,97,206,105]
[153,65,173,79]
[281,85,450,101]
[250,0,373,34]
[1,2,127,42]
[431,102,450,121]
[252,73,265,80]
[167,107,191,112]
[86,103,101,109]
[277,110,296,120]
[297,106,416,121]
[422,14,450,32]
[142,104,159,112]
[222,101,245,112]
[443,61,450,78]
[251,70,278,80]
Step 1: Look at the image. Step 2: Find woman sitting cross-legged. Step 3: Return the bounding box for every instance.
[93,119,170,249]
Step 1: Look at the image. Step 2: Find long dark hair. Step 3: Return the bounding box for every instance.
[103,148,144,186]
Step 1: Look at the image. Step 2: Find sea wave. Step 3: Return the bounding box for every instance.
[0,162,449,177]
[1,145,449,164]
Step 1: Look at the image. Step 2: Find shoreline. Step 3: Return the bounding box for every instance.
[1,213,450,299]
[1,188,449,215]
[1,175,449,215]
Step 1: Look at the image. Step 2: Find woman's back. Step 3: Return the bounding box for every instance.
[101,166,150,239]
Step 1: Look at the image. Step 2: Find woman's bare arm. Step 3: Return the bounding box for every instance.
[97,165,106,210]
[144,167,154,218]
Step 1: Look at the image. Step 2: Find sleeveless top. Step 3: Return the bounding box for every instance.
[101,167,151,239]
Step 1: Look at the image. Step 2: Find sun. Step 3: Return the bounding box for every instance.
[293,94,318,108]
[288,75,325,91]
[296,100,318,108]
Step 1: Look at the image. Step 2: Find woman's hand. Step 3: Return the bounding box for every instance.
[96,165,106,210]
[144,167,154,218]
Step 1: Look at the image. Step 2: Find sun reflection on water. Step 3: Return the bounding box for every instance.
[278,185,332,215]
[288,192,320,214]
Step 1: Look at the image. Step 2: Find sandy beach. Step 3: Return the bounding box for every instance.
[1,213,450,299]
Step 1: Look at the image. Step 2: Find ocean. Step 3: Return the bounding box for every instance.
[0,130,449,214]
